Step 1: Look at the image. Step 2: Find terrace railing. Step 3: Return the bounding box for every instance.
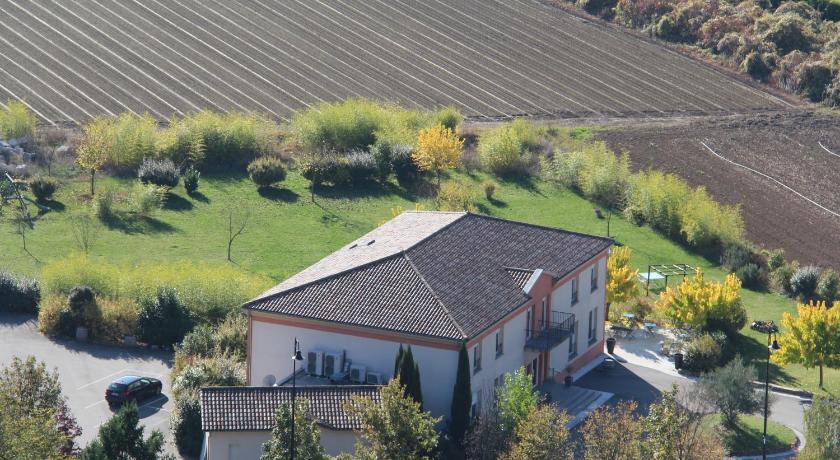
[525,313,575,352]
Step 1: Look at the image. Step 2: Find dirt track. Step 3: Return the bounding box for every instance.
[598,111,840,267]
[0,0,787,124]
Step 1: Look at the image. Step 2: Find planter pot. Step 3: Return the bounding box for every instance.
[674,352,684,370]
[606,337,616,354]
[75,326,88,342]
[564,375,573,387]
[123,335,137,347]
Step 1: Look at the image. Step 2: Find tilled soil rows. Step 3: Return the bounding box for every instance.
[0,0,788,124]
[598,111,840,267]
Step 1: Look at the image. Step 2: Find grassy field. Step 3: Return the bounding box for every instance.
[0,168,834,393]
[701,414,797,456]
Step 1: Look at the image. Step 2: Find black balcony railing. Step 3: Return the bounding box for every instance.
[525,313,575,352]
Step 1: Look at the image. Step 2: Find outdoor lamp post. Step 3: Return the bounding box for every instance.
[290,338,304,460]
[750,321,780,460]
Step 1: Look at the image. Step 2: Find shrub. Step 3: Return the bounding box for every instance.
[721,242,753,272]
[178,325,217,359]
[183,166,200,194]
[761,13,815,55]
[742,51,772,80]
[771,260,800,296]
[791,265,821,300]
[345,150,378,184]
[247,156,286,188]
[67,286,101,332]
[131,184,165,217]
[797,60,833,102]
[291,99,385,152]
[698,355,762,428]
[683,333,723,373]
[818,269,840,305]
[413,125,463,183]
[216,312,247,361]
[93,188,116,221]
[679,187,744,248]
[391,144,420,186]
[482,180,497,200]
[0,271,40,314]
[137,287,194,348]
[370,142,393,181]
[300,153,350,187]
[0,100,36,140]
[37,295,68,337]
[656,271,746,335]
[29,176,59,202]
[158,111,278,170]
[623,170,689,236]
[432,106,463,132]
[479,125,527,176]
[577,0,618,15]
[437,181,477,212]
[172,394,203,457]
[544,142,630,209]
[172,364,210,397]
[96,298,139,343]
[736,263,766,290]
[138,158,179,188]
[765,248,786,271]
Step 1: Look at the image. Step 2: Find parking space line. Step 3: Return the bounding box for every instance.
[85,399,108,409]
[76,368,129,390]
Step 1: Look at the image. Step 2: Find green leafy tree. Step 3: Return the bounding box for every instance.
[497,367,539,441]
[260,398,326,460]
[137,287,193,348]
[450,342,472,447]
[76,119,111,195]
[345,379,440,460]
[801,395,840,460]
[697,355,762,429]
[80,402,166,460]
[171,394,203,458]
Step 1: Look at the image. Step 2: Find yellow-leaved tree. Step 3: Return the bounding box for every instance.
[773,301,840,388]
[606,246,639,320]
[76,118,112,195]
[412,124,463,187]
[655,270,746,334]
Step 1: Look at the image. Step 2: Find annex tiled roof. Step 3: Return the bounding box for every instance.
[200,386,381,432]
[246,212,612,340]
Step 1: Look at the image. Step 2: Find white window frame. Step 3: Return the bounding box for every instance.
[571,277,579,305]
[588,308,598,344]
[569,320,578,359]
[473,342,482,374]
[525,306,533,338]
[495,327,504,358]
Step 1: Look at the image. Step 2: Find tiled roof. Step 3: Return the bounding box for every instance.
[200,386,381,432]
[246,212,612,340]
[505,268,535,290]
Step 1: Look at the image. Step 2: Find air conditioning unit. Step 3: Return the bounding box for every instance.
[323,352,342,377]
[365,372,384,385]
[307,350,324,376]
[349,364,367,383]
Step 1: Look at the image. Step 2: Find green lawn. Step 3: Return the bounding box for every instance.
[0,169,834,393]
[701,414,796,456]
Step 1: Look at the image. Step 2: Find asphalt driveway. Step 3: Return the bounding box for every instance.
[0,313,174,451]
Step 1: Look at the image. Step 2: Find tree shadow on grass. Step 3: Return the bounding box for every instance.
[498,174,544,196]
[40,199,66,212]
[163,193,193,212]
[102,212,176,235]
[188,191,210,203]
[488,197,508,208]
[732,333,796,388]
[313,181,395,201]
[258,186,299,203]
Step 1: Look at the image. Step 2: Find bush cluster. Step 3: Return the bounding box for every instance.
[0,271,40,314]
[299,151,378,187]
[542,141,631,209]
[38,287,138,344]
[138,158,179,188]
[247,156,287,188]
[138,287,194,348]
[41,255,270,324]
[436,181,478,212]
[183,167,200,194]
[290,99,462,153]
[78,111,280,173]
[478,120,543,176]
[588,0,840,107]
[682,333,724,373]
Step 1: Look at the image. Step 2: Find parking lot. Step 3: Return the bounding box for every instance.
[0,313,174,451]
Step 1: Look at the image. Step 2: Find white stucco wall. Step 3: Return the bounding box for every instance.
[206,428,358,459]
[549,256,607,373]
[468,307,529,407]
[249,318,459,418]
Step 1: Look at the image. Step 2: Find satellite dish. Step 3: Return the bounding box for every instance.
[262,374,276,386]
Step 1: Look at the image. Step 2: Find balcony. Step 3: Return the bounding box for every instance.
[525,313,575,352]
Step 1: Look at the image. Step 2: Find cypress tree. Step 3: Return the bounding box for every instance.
[413,362,424,411]
[399,346,424,406]
[394,344,405,378]
[450,342,471,446]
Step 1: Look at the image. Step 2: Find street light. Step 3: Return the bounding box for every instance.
[290,338,304,460]
[750,321,780,460]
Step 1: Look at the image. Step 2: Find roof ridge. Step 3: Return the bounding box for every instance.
[402,252,468,340]
[465,212,615,244]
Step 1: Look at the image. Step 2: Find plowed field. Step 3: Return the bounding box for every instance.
[0,0,788,124]
[598,111,840,266]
